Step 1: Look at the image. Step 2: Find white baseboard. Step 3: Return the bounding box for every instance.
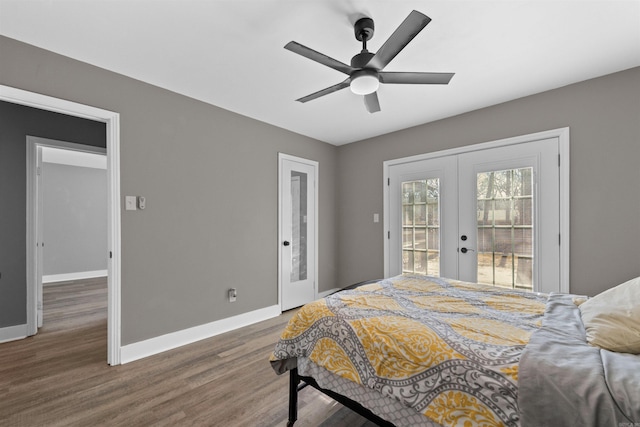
[0,324,28,343]
[317,288,341,298]
[43,269,108,284]
[120,304,281,364]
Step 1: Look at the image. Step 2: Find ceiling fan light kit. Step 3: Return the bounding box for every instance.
[285,10,455,113]
[350,69,379,95]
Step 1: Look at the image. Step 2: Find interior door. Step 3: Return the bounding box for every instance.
[387,137,561,293]
[279,154,317,310]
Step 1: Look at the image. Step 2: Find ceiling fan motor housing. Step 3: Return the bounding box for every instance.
[351,51,375,69]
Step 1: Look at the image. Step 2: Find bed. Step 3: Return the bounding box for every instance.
[270,274,640,427]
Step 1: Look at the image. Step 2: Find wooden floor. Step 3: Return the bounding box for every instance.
[0,278,377,426]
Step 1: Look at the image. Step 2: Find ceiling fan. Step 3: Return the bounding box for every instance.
[285,10,455,113]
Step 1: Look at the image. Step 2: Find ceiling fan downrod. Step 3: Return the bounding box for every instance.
[351,17,376,69]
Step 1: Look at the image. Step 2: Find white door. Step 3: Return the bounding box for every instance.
[36,146,44,327]
[388,156,458,279]
[387,136,565,294]
[457,138,560,291]
[279,154,317,310]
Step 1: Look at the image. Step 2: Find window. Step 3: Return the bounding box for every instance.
[476,168,533,290]
[402,179,440,276]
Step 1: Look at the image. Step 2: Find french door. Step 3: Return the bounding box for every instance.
[279,154,318,310]
[386,134,566,294]
[388,156,458,280]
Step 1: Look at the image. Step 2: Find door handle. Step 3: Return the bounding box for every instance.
[460,247,475,254]
[283,241,290,246]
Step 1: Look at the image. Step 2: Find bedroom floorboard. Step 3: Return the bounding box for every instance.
[0,278,378,426]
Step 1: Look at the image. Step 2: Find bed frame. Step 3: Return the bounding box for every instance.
[287,368,395,427]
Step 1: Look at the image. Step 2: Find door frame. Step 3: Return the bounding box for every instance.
[278,153,318,310]
[383,127,570,292]
[1,84,122,365]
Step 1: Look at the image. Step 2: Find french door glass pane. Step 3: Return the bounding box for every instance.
[290,171,307,282]
[476,168,533,290]
[402,179,440,276]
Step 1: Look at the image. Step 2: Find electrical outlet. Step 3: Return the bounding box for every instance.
[228,288,237,302]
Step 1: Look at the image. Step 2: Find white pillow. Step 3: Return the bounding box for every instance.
[579,276,640,354]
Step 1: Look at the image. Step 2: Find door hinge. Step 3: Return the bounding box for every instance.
[388,231,390,239]
[109,251,113,259]
[558,154,561,167]
[37,166,41,176]
[387,178,390,186]
[559,234,561,245]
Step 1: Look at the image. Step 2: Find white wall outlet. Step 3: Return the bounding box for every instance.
[125,196,137,211]
[373,213,380,223]
[137,196,146,210]
[228,288,237,302]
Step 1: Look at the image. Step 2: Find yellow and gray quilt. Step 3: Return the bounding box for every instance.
[270,275,547,427]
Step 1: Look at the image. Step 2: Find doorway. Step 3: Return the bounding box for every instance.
[278,153,318,311]
[384,128,569,294]
[28,138,107,328]
[1,84,123,365]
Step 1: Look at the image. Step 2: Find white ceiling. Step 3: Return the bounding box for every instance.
[1,1,639,145]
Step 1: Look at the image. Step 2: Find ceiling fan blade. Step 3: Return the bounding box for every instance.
[367,10,431,71]
[296,79,351,103]
[379,72,455,85]
[285,41,355,75]
[364,92,381,113]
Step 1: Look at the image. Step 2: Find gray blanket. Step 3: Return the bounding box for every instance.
[518,293,640,426]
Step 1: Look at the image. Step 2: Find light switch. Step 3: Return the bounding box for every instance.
[373,213,379,223]
[125,196,137,211]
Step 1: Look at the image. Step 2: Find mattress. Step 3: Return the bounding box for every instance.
[271,274,548,426]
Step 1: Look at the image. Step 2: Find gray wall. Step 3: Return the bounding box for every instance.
[0,36,338,345]
[0,100,105,328]
[43,162,108,277]
[2,33,638,347]
[337,67,640,297]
